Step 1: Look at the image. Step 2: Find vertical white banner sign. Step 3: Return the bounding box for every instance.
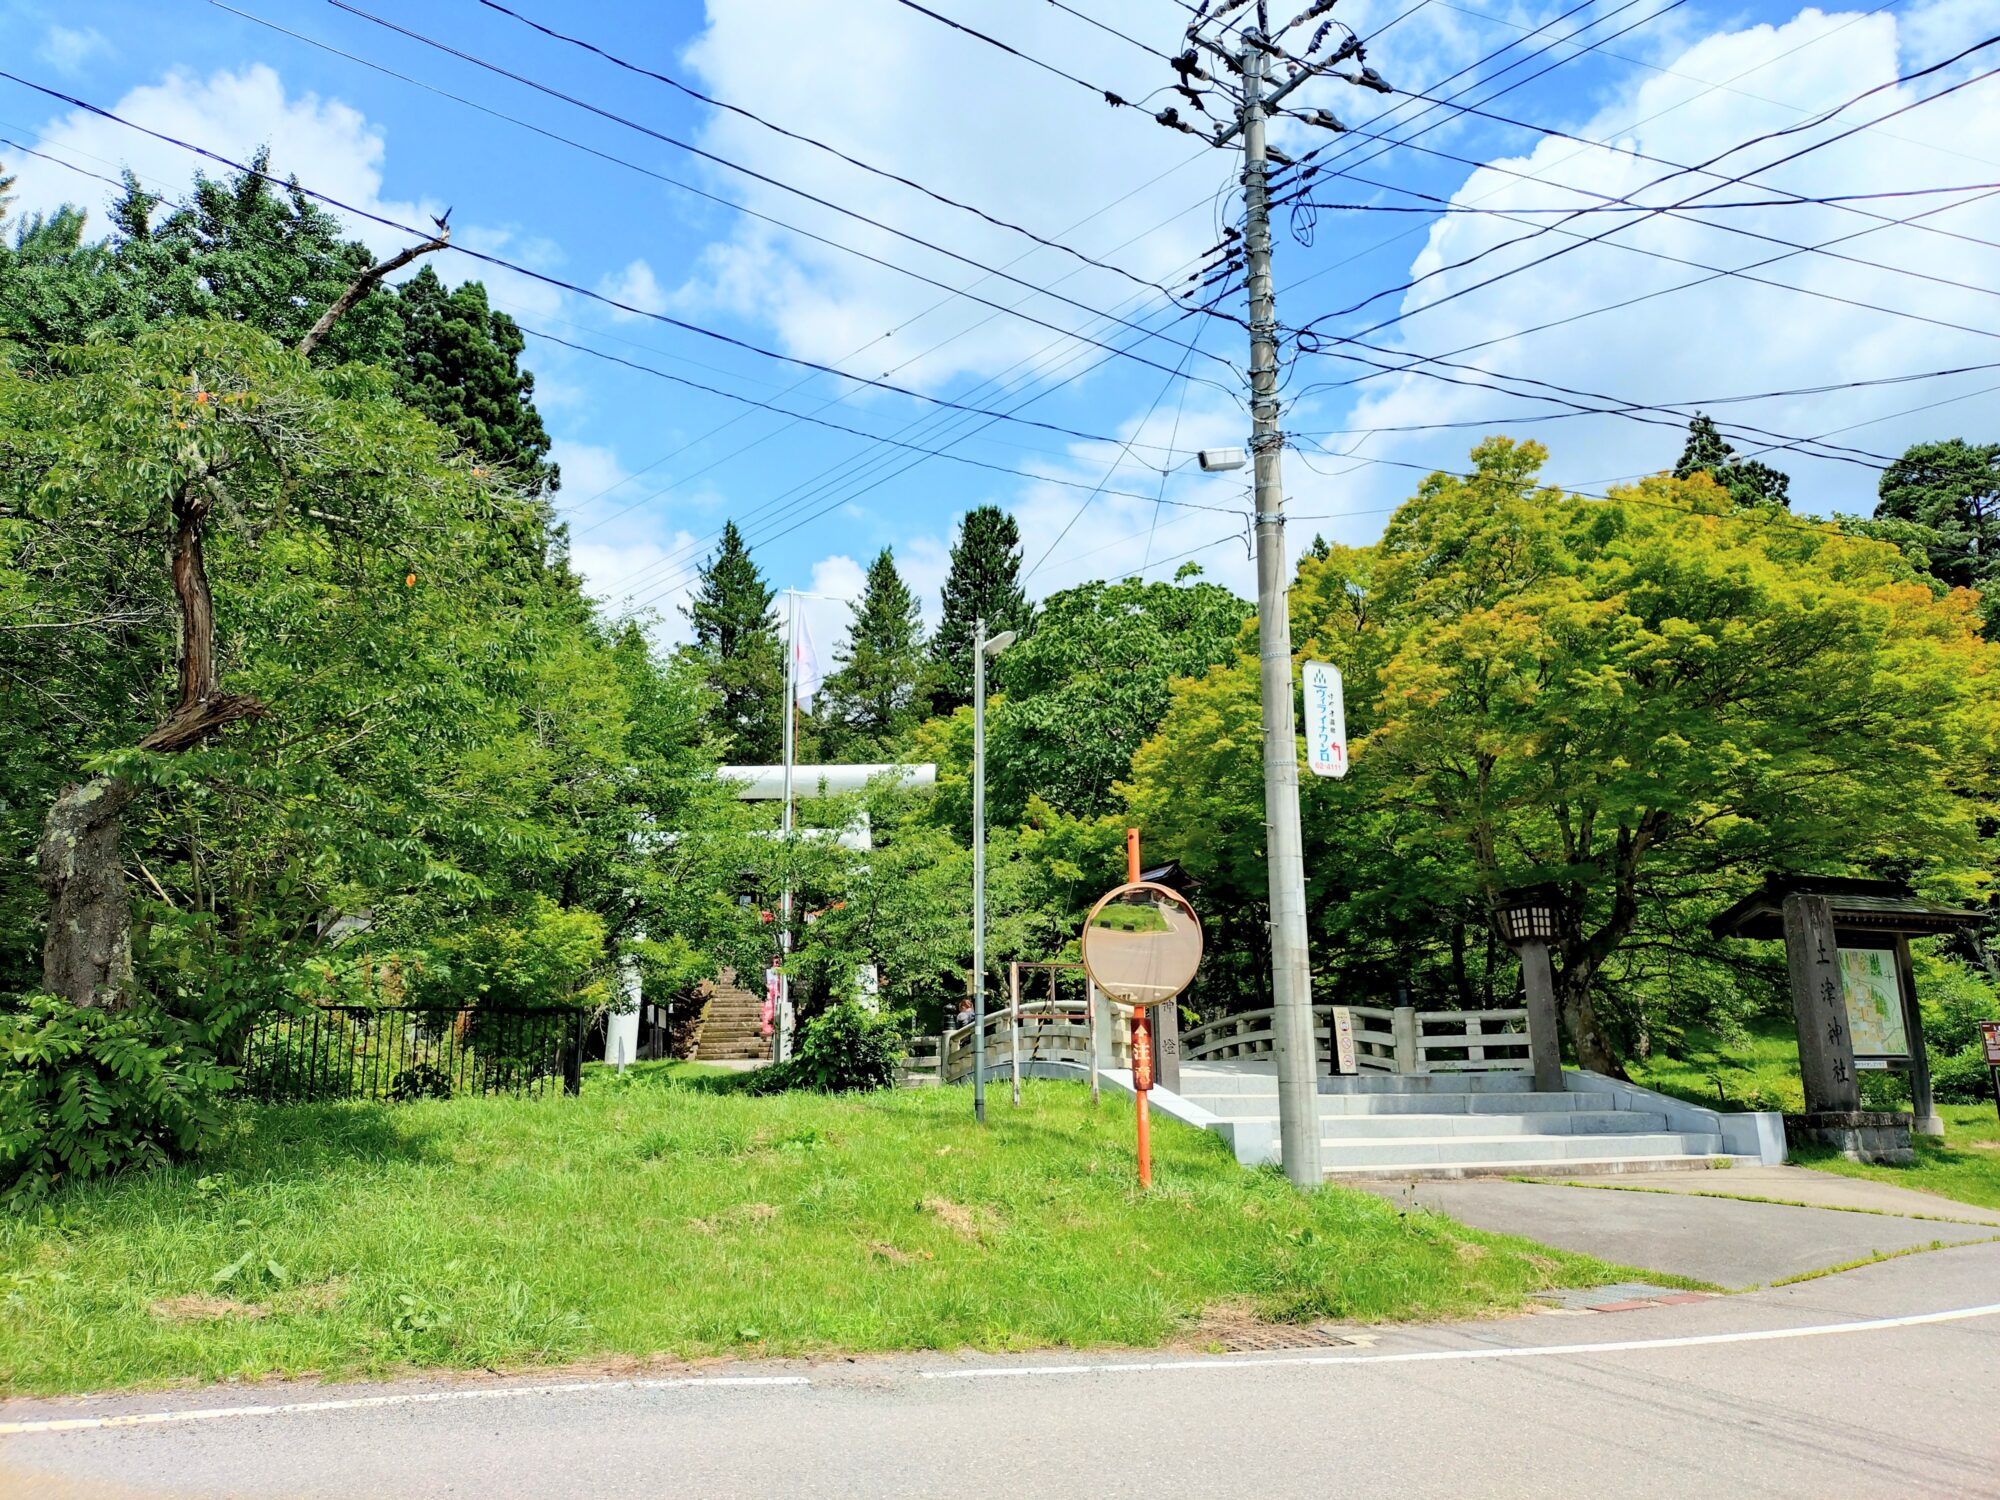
[1302,660,1348,779]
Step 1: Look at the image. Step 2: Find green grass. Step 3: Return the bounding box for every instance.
[1629,1022,1806,1114]
[1631,1023,2000,1212]
[1090,904,1170,933]
[1792,1104,2000,1211]
[0,1072,1638,1396]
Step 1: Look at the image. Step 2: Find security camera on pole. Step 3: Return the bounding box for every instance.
[1158,0,1395,1187]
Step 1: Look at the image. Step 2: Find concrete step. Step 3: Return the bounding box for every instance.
[1320,1071,1539,1095]
[1315,1131,1725,1169]
[1301,1110,1670,1139]
[1329,1154,1755,1181]
[1184,1090,1617,1119]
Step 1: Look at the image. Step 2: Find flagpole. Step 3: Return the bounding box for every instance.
[779,589,797,1063]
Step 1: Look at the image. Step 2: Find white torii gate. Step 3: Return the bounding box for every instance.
[602,762,937,1067]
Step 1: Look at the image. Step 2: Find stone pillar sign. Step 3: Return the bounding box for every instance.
[1782,894,1860,1113]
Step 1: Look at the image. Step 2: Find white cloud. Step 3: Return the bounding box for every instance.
[5,64,566,320]
[1303,6,2000,519]
[38,25,109,75]
[596,258,669,322]
[676,0,1235,390]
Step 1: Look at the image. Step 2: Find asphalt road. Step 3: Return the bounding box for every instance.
[5,1241,1998,1500]
[1362,1175,2000,1286]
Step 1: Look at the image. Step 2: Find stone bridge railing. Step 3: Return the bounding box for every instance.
[1180,1004,1531,1074]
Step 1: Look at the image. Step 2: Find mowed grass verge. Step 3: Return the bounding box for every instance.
[0,1072,1633,1395]
[1630,1023,2000,1211]
[1793,1104,2000,1212]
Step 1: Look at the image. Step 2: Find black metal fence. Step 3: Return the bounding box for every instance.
[241,1005,588,1104]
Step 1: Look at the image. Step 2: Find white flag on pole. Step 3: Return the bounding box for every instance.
[792,608,823,708]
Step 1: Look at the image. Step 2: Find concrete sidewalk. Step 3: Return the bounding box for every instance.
[1539,1163,2000,1227]
[1361,1176,2000,1287]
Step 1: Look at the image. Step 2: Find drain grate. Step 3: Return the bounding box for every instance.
[1209,1323,1375,1352]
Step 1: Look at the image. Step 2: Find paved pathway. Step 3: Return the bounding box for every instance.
[1545,1163,2000,1226]
[1361,1175,1999,1286]
[4,1244,1998,1499]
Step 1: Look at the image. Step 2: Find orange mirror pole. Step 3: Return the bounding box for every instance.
[1126,827,1151,1187]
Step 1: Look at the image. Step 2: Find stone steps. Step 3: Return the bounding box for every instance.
[1175,1066,1748,1178]
[1317,1130,1725,1169]
[692,978,769,1063]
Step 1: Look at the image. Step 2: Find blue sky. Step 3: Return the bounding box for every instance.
[3,0,1997,652]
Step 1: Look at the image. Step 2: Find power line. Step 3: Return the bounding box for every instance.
[1293,36,2000,349]
[213,4,1238,523]
[0,70,1218,455]
[460,0,1197,305]
[607,270,1247,615]
[612,290,1237,613]
[1281,149,2000,334]
[551,151,1234,524]
[881,0,1148,101]
[1272,60,2000,270]
[1291,181,2000,215]
[1287,357,2000,438]
[324,1,1242,365]
[1292,179,2000,465]
[591,250,1236,606]
[1269,0,1899,323]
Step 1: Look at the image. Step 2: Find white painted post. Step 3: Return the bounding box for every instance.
[1009,961,1022,1108]
[1087,977,1102,1106]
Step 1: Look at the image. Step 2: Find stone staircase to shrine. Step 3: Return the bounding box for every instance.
[690,972,771,1064]
[1173,1066,1783,1179]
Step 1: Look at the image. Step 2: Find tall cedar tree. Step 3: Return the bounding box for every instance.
[1,162,553,490]
[821,547,926,758]
[1874,438,2000,590]
[394,266,557,493]
[1673,413,1791,508]
[685,521,784,762]
[930,505,1030,713]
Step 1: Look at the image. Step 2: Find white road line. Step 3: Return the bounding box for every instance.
[0,1374,807,1437]
[7,1302,1997,1435]
[917,1302,2000,1380]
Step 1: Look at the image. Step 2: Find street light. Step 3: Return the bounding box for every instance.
[971,619,1016,1125]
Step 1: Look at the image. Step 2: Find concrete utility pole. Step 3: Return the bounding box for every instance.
[972,616,990,1125]
[1239,35,1323,1188]
[777,590,798,1065]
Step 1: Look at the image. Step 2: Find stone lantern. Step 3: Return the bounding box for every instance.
[1496,885,1566,1094]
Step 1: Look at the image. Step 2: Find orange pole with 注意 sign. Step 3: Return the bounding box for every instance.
[1125,828,1147,1183]
[1131,1007,1154,1187]
[1082,847,1205,1192]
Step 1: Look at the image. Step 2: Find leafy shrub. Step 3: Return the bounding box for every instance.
[390,1061,455,1101]
[752,1002,907,1094]
[1932,1045,1994,1103]
[0,996,235,1204]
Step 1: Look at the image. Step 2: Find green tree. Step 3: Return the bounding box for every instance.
[930,505,1029,713]
[820,547,926,758]
[1129,440,1999,1074]
[0,164,554,493]
[1674,413,1790,509]
[988,572,1251,819]
[683,521,784,762]
[393,265,557,493]
[1868,438,2000,605]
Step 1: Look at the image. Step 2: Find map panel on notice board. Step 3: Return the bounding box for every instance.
[1838,947,1909,1059]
